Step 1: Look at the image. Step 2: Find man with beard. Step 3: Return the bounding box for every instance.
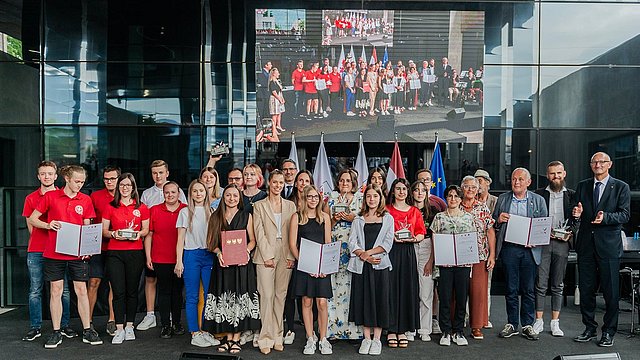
[533,161,579,337]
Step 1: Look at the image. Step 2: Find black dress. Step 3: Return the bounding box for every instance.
[295,219,333,298]
[242,190,267,213]
[348,223,390,328]
[202,211,261,333]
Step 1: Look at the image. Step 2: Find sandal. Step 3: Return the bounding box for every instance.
[387,334,398,348]
[217,339,230,353]
[229,340,242,354]
[398,335,409,348]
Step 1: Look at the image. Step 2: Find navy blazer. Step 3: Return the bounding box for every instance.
[534,187,580,248]
[492,190,548,265]
[574,176,630,259]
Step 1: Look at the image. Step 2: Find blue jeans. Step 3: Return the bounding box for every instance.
[183,249,213,332]
[345,88,355,112]
[501,244,537,327]
[27,252,71,329]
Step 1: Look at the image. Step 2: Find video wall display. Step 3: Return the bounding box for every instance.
[255,9,484,143]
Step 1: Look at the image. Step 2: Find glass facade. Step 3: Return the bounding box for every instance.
[0,0,639,305]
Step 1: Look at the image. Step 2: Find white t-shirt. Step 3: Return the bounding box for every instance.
[141,184,187,208]
[176,206,208,250]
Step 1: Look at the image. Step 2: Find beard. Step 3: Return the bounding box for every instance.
[549,179,565,192]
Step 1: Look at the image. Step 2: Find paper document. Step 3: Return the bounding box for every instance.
[505,215,552,246]
[433,232,479,266]
[297,238,340,275]
[56,222,103,256]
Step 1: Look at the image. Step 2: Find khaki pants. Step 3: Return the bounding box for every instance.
[256,261,292,349]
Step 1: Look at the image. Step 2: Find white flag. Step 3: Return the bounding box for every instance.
[313,134,334,200]
[338,45,345,73]
[288,133,299,169]
[354,133,368,192]
[360,45,366,63]
[348,45,355,63]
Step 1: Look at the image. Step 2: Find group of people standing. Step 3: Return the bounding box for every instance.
[21,151,629,354]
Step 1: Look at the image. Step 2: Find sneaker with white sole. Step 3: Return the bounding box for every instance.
[112,329,125,345]
[124,326,135,341]
[404,331,415,341]
[359,339,372,354]
[82,328,103,345]
[191,332,211,347]
[550,319,564,337]
[452,332,468,346]
[432,319,442,335]
[499,323,518,338]
[420,334,431,342]
[253,333,259,347]
[318,337,332,355]
[239,330,252,345]
[439,334,451,346]
[136,314,156,331]
[303,336,316,355]
[202,332,220,346]
[484,320,493,329]
[106,321,116,336]
[284,330,295,345]
[533,318,544,334]
[369,338,382,355]
[521,325,539,341]
[44,331,63,349]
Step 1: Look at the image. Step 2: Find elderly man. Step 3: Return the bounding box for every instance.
[493,168,548,341]
[572,152,630,347]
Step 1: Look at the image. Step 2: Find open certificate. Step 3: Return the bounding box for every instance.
[504,215,552,246]
[297,238,340,275]
[55,222,103,256]
[433,232,480,266]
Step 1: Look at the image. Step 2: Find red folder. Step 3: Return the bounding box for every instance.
[221,230,248,266]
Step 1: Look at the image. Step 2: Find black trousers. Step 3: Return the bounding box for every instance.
[154,263,184,327]
[107,250,145,325]
[438,267,471,334]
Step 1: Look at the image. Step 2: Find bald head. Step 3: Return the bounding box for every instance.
[590,152,612,180]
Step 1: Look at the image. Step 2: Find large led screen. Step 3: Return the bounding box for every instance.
[255,9,484,143]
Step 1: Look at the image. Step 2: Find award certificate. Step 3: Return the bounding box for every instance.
[433,232,479,266]
[297,238,340,275]
[505,215,552,246]
[56,222,103,256]
[221,229,248,266]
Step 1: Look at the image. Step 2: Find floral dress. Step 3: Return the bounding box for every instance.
[326,191,363,339]
[462,199,495,261]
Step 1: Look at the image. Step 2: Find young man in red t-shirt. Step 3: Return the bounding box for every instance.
[22,161,74,342]
[291,60,305,118]
[302,62,320,120]
[89,165,121,336]
[28,165,102,348]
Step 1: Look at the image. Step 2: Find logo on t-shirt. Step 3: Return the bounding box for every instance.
[75,205,84,215]
[133,209,141,217]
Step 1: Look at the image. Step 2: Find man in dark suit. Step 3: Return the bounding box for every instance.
[257,61,272,119]
[436,57,452,106]
[492,168,548,341]
[572,152,630,347]
[280,159,298,200]
[533,161,579,337]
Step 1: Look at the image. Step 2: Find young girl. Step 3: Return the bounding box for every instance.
[289,185,333,355]
[347,185,394,355]
[242,164,267,213]
[199,167,221,210]
[175,180,218,348]
[203,184,260,354]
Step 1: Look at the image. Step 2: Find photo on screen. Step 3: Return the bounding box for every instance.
[255,9,484,144]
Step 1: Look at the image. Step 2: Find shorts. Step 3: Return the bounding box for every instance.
[304,92,318,102]
[88,253,106,279]
[145,266,157,278]
[44,258,89,282]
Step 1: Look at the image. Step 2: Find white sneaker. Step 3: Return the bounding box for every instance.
[124,326,135,341]
[253,333,259,347]
[318,337,332,355]
[484,320,493,329]
[550,319,564,337]
[369,338,382,355]
[323,111,328,117]
[112,329,125,345]
[326,107,332,112]
[239,330,252,345]
[202,332,220,346]
[452,332,468,346]
[284,330,295,345]
[404,331,415,341]
[303,336,316,355]
[191,332,212,347]
[439,334,451,346]
[533,318,544,334]
[358,338,372,354]
[420,334,431,342]
[432,319,442,335]
[136,314,156,331]
[346,111,356,116]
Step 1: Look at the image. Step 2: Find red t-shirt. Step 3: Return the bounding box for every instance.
[303,70,317,94]
[386,204,427,237]
[429,195,447,212]
[91,188,115,250]
[292,69,304,91]
[149,202,187,263]
[36,189,96,260]
[104,201,150,251]
[23,188,56,253]
[329,73,342,93]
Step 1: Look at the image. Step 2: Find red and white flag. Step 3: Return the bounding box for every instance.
[369,47,377,65]
[386,141,405,185]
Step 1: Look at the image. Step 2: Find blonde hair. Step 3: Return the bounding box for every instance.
[297,185,324,225]
[185,179,211,232]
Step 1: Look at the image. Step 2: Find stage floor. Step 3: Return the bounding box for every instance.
[1,296,636,360]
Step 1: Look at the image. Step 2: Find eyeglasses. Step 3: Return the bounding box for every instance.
[119,184,133,188]
[282,167,297,172]
[103,177,118,182]
[462,185,478,190]
[306,195,320,200]
[590,160,610,166]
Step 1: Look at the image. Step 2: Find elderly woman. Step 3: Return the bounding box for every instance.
[430,185,475,347]
[460,176,496,341]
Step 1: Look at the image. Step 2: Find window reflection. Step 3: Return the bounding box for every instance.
[484,2,538,65]
[483,65,537,128]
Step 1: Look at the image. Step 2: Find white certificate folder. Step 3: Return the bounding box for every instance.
[297,238,340,275]
[504,215,552,246]
[433,232,479,266]
[55,222,103,256]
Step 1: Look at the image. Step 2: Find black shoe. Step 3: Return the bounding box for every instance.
[521,325,539,341]
[22,328,42,341]
[172,323,185,336]
[574,330,597,343]
[82,328,103,345]
[597,333,614,347]
[160,325,173,339]
[60,326,78,338]
[44,331,63,349]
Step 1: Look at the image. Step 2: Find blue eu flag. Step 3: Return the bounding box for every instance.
[430,142,447,200]
[382,46,389,67]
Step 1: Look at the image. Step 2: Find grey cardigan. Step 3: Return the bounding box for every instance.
[347,213,395,274]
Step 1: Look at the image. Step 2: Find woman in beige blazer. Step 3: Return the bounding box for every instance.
[253,170,297,354]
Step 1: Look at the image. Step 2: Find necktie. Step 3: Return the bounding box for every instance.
[593,182,602,209]
[286,185,292,198]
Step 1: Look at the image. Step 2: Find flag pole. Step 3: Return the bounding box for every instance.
[394,131,398,142]
[359,131,363,143]
[435,131,439,144]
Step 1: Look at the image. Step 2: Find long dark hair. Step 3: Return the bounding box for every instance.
[359,184,387,217]
[367,167,388,196]
[292,170,314,207]
[411,180,431,221]
[387,178,412,206]
[111,173,141,209]
[206,184,244,252]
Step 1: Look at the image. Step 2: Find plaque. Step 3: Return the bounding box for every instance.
[118,229,138,240]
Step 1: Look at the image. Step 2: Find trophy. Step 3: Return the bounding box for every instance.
[550,219,571,241]
[209,141,230,156]
[332,203,350,215]
[117,219,139,240]
[395,219,413,241]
